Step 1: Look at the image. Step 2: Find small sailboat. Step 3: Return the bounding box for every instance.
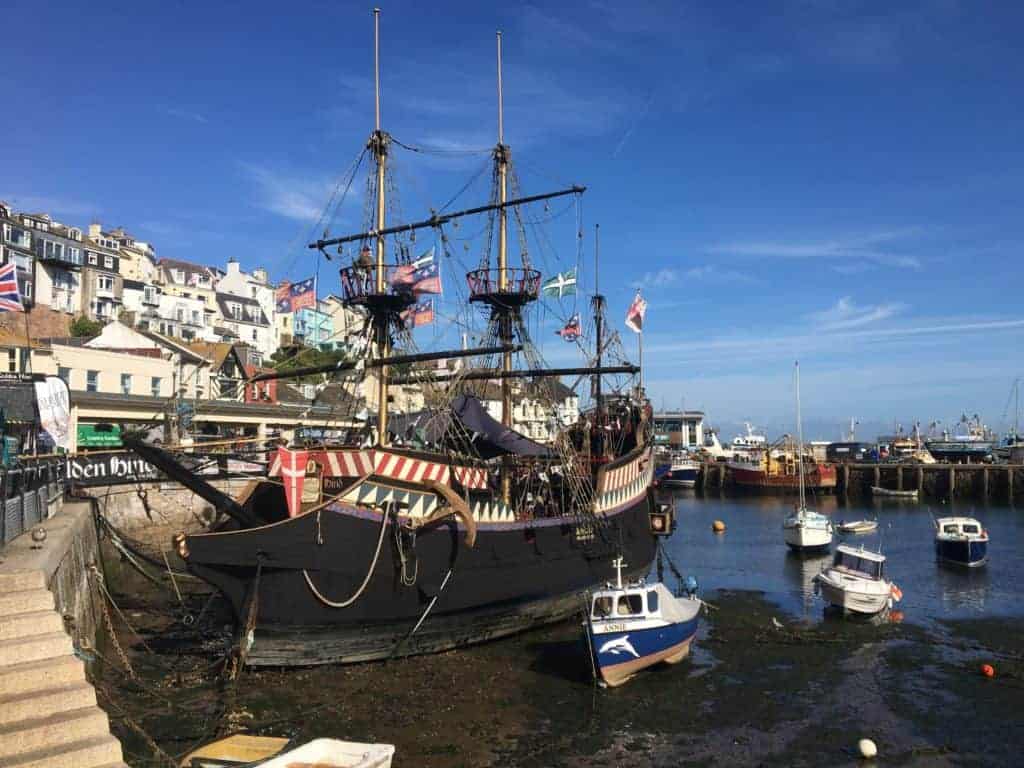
[782,362,834,551]
[585,557,701,687]
[814,544,901,615]
[934,516,989,567]
[837,519,879,535]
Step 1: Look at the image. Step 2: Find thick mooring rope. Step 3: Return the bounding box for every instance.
[302,504,390,608]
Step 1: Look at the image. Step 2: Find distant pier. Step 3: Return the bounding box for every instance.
[698,461,1023,502]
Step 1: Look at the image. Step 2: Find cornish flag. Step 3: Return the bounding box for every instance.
[0,262,24,313]
[625,291,647,333]
[556,312,582,341]
[541,268,577,299]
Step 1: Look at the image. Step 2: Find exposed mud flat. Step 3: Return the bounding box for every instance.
[97,545,1023,768]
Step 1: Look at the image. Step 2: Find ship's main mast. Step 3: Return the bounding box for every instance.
[371,7,390,446]
[496,31,513,502]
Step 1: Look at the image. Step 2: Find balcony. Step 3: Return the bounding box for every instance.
[142,291,160,307]
[37,243,83,270]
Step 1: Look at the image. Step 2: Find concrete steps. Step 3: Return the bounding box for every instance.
[0,571,46,592]
[0,632,73,667]
[0,734,124,768]
[0,681,98,726]
[0,558,126,767]
[0,707,112,760]
[0,655,86,698]
[0,589,54,617]
[0,610,64,642]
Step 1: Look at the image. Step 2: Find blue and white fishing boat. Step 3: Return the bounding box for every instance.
[659,450,701,488]
[934,516,989,567]
[585,557,701,687]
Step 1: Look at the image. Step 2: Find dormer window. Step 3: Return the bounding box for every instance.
[172,269,185,283]
[229,302,242,320]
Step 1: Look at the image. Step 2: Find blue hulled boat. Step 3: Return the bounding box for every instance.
[659,451,701,488]
[934,517,989,567]
[585,558,701,687]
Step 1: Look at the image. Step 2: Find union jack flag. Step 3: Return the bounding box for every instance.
[0,262,24,313]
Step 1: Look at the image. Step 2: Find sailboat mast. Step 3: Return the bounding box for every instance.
[593,224,604,421]
[795,361,806,510]
[372,7,390,446]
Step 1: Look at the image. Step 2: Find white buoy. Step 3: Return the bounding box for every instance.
[858,738,877,758]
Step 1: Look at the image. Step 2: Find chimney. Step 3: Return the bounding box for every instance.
[252,267,268,283]
[227,259,242,277]
[89,222,102,238]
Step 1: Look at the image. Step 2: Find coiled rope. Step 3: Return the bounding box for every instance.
[302,504,391,608]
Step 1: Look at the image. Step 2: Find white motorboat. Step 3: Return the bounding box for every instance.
[781,362,833,551]
[837,519,879,535]
[934,516,989,567]
[814,544,901,615]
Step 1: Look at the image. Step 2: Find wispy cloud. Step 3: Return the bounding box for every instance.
[1,193,98,219]
[240,163,355,224]
[709,230,924,269]
[632,264,754,289]
[646,317,1024,363]
[161,106,208,124]
[807,296,906,330]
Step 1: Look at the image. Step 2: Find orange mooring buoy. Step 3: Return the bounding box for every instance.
[981,663,996,678]
[712,520,726,534]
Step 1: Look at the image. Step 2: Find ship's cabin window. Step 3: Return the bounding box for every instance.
[616,594,644,616]
[962,523,980,534]
[943,524,959,534]
[592,597,613,618]
[647,590,659,613]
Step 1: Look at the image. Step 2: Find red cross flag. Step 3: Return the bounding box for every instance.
[625,291,647,334]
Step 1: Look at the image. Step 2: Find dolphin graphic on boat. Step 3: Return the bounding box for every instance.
[598,635,640,658]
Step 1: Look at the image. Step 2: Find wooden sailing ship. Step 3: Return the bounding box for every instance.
[129,12,659,666]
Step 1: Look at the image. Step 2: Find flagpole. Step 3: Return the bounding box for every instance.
[638,328,643,395]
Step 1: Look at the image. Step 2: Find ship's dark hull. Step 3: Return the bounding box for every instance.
[183,488,656,665]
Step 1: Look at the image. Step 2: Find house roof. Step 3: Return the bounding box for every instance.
[216,293,269,326]
[186,341,244,370]
[0,328,50,350]
[158,258,215,284]
[137,329,208,363]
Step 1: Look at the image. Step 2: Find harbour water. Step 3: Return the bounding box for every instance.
[663,491,1024,626]
[101,494,1024,767]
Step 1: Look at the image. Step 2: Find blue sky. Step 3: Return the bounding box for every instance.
[5,1,1023,438]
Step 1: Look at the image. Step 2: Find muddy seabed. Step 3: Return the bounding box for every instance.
[95,538,1023,768]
